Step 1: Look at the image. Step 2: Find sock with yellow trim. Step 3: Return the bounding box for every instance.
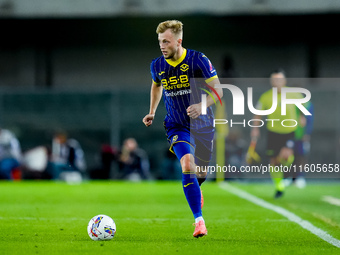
[182,172,202,219]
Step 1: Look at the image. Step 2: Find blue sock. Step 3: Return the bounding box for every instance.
[182,172,202,219]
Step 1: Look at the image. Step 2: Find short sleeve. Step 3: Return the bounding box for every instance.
[150,61,160,84]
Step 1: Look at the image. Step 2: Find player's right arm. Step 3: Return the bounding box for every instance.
[143,81,163,127]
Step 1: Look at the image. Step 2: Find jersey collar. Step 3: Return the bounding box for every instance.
[165,48,187,67]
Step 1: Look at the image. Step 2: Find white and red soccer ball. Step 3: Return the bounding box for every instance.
[87,214,116,241]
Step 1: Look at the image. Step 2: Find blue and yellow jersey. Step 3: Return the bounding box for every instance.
[150,48,218,130]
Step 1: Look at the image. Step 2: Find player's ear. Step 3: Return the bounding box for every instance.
[177,38,182,45]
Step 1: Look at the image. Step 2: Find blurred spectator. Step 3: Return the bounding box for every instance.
[0,128,22,180]
[45,132,86,181]
[89,144,119,180]
[118,138,151,180]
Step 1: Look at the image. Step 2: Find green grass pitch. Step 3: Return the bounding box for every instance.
[0,180,339,254]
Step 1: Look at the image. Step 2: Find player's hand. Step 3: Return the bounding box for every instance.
[187,104,201,119]
[143,114,155,127]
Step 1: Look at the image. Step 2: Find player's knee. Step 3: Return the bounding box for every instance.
[181,160,192,173]
[180,154,194,173]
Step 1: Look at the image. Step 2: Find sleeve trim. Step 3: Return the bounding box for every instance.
[205,75,218,84]
[152,79,161,85]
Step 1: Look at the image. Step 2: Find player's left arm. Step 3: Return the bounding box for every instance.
[205,78,223,108]
[187,77,223,119]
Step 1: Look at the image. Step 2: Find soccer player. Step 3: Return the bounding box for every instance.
[142,20,223,238]
[250,69,304,199]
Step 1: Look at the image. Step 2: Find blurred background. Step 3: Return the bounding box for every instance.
[0,0,339,181]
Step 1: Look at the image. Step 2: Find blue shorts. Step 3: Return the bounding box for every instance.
[164,121,214,167]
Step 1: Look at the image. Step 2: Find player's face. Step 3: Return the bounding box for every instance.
[270,73,286,89]
[158,29,181,59]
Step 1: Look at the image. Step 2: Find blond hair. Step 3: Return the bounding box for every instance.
[156,20,183,39]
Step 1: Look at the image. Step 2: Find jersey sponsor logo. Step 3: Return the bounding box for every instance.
[172,135,178,142]
[180,63,189,72]
[161,74,190,91]
[164,89,191,97]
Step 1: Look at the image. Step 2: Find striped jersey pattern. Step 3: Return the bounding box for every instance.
[150,48,218,130]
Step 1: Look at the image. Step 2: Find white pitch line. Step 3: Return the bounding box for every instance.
[322,196,340,207]
[0,217,85,221]
[219,182,340,249]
